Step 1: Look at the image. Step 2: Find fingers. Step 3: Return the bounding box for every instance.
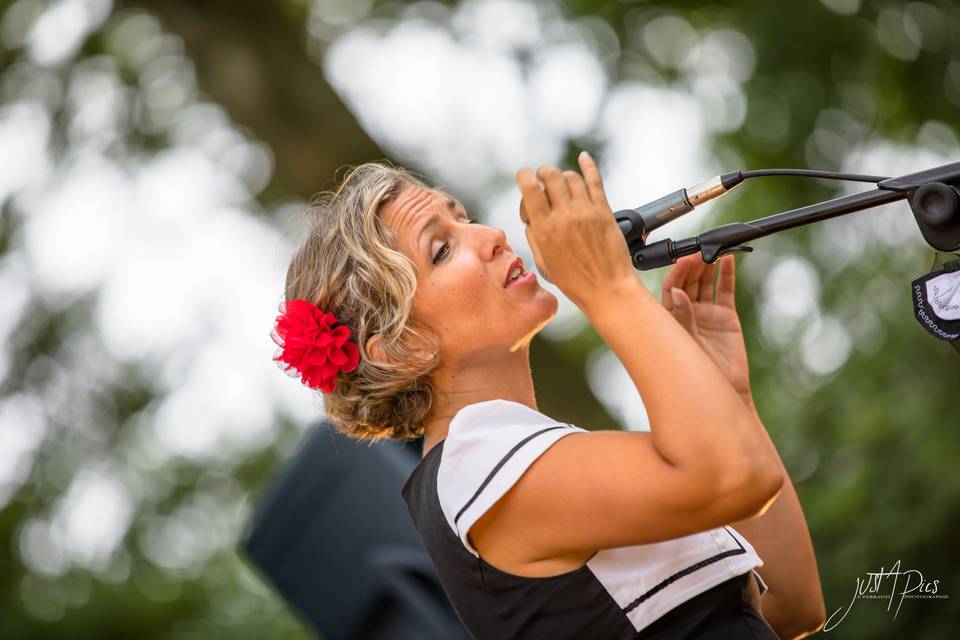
[516,158,599,227]
[662,254,722,306]
[536,165,571,210]
[577,151,611,210]
[515,168,550,225]
[661,256,694,310]
[563,170,590,205]
[717,254,737,309]
[680,254,704,302]
[696,258,718,303]
[668,287,699,336]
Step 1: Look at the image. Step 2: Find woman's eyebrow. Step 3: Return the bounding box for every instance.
[417,198,466,257]
[444,194,473,214]
[416,214,441,256]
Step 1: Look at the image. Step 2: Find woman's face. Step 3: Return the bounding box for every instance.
[378,185,558,362]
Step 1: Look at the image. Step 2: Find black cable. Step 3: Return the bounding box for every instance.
[629,167,897,238]
[740,168,889,183]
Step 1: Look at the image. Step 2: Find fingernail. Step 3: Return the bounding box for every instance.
[670,287,683,306]
[579,150,590,160]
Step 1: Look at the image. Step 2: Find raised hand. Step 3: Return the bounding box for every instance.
[514,152,636,312]
[661,253,753,405]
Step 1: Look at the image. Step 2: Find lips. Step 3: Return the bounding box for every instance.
[503,257,524,288]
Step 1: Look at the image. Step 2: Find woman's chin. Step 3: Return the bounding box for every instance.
[507,297,558,353]
[540,289,560,315]
[524,283,557,304]
[522,287,558,316]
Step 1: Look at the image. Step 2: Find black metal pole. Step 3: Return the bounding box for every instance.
[630,160,960,270]
[630,176,960,271]
[632,187,907,270]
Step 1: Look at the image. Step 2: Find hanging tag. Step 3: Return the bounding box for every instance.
[911,254,960,353]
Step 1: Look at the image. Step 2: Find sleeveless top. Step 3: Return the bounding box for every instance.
[400,399,769,639]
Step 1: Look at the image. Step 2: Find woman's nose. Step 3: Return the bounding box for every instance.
[482,224,509,260]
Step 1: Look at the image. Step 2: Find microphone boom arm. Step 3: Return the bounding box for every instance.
[624,161,960,271]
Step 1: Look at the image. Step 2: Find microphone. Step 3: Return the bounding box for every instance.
[613,171,745,244]
[531,171,746,280]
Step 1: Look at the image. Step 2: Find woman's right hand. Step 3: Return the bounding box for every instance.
[514,152,637,312]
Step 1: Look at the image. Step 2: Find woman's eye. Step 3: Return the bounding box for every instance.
[432,219,478,265]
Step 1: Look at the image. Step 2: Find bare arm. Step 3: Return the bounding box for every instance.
[581,275,780,488]
[658,251,825,637]
[731,394,826,639]
[465,158,787,564]
[518,155,784,489]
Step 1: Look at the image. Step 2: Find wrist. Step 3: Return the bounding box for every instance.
[578,273,650,318]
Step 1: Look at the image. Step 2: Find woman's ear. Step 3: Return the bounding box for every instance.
[366,330,438,372]
[365,333,391,367]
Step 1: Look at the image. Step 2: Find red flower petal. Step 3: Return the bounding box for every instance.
[271,298,360,392]
[314,332,333,347]
[341,341,360,371]
[328,347,347,366]
[331,324,350,347]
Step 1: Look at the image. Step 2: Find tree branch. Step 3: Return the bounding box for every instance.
[117,0,386,202]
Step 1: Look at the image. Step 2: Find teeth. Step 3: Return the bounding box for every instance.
[509,266,523,282]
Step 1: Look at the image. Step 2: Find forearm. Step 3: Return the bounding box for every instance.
[584,278,778,481]
[731,395,826,637]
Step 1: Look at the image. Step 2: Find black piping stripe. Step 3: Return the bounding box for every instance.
[622,527,747,614]
[453,424,573,527]
[723,526,746,553]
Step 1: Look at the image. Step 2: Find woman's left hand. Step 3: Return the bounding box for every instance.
[661,253,753,405]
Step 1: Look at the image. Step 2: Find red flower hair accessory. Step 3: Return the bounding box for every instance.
[270,299,360,393]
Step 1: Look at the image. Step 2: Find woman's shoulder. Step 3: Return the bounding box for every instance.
[436,399,588,558]
[446,399,587,447]
[441,399,589,482]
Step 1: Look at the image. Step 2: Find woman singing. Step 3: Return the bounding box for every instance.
[272,151,825,639]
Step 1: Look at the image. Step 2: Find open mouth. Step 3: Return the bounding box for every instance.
[504,257,526,287]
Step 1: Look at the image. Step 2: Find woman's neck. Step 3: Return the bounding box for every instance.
[420,347,536,457]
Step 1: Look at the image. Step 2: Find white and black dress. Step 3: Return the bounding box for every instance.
[400,399,779,639]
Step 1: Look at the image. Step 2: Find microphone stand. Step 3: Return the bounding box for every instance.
[621,161,960,271]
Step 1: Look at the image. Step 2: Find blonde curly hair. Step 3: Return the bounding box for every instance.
[283,160,449,443]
